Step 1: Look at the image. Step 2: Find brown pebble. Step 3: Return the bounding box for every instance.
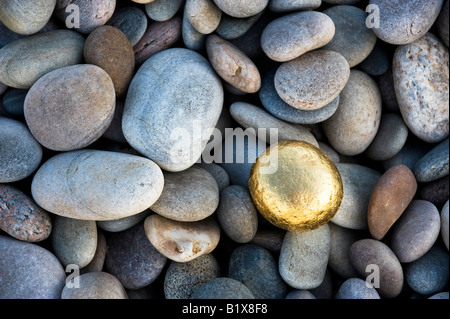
[84,26,135,97]
[367,164,417,240]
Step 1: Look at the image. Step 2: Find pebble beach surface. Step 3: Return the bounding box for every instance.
[0,0,448,303]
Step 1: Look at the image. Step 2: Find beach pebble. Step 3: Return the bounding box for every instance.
[279,224,330,289]
[259,69,339,125]
[229,244,287,299]
[81,230,107,273]
[194,162,230,192]
[437,0,449,46]
[323,0,362,3]
[186,0,222,35]
[357,45,390,76]
[0,235,66,299]
[322,70,382,156]
[405,246,449,295]
[216,12,262,40]
[369,0,444,45]
[144,214,221,263]
[182,8,206,50]
[206,35,260,93]
[106,6,148,47]
[97,210,150,233]
[230,14,267,59]
[102,99,127,144]
[382,140,430,172]
[261,11,335,62]
[323,5,377,67]
[105,222,167,289]
[0,117,42,183]
[0,30,84,89]
[377,68,400,113]
[123,48,223,172]
[390,200,441,263]
[0,184,51,242]
[213,0,268,18]
[145,0,184,21]
[216,185,258,243]
[24,64,115,151]
[285,290,316,299]
[0,0,56,35]
[328,223,361,278]
[393,33,449,143]
[61,272,128,299]
[151,166,219,222]
[0,20,23,49]
[318,142,340,164]
[133,17,182,65]
[275,50,349,111]
[51,215,97,268]
[419,176,449,208]
[54,0,116,34]
[1,88,27,116]
[0,82,7,95]
[164,254,221,299]
[269,0,322,12]
[350,239,404,298]
[230,102,318,147]
[367,164,417,240]
[336,278,380,299]
[331,163,381,230]
[442,200,449,250]
[84,26,135,98]
[191,277,255,299]
[31,150,164,221]
[364,113,409,161]
[250,229,285,254]
[414,138,449,183]
[429,292,450,299]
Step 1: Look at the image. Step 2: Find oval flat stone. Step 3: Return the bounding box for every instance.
[260,69,339,125]
[369,0,444,45]
[216,185,258,243]
[97,210,150,233]
[323,5,377,67]
[229,244,287,298]
[331,163,381,230]
[164,254,220,299]
[182,7,206,50]
[322,70,382,156]
[279,224,330,289]
[31,150,164,221]
[0,184,51,242]
[261,11,335,62]
[61,272,128,299]
[0,30,84,89]
[81,230,107,274]
[350,239,404,298]
[144,214,221,263]
[405,246,449,295]
[229,102,319,147]
[250,229,285,254]
[414,138,449,182]
[133,16,182,65]
[367,164,417,240]
[123,48,223,172]
[0,0,56,35]
[145,0,184,21]
[151,166,219,222]
[275,50,349,111]
[186,0,222,35]
[216,12,262,40]
[191,277,255,299]
[328,223,361,278]
[382,140,430,172]
[84,26,135,98]
[390,200,441,263]
[336,278,380,299]
[357,44,390,76]
[0,235,66,299]
[106,6,148,47]
[51,215,97,268]
[269,0,322,12]
[213,0,268,18]
[442,200,449,250]
[0,117,42,183]
[2,88,27,116]
[378,68,400,113]
[195,162,230,192]
[393,33,449,143]
[419,176,449,208]
[206,35,261,93]
[24,64,115,151]
[364,113,409,161]
[105,222,167,289]
[55,0,116,34]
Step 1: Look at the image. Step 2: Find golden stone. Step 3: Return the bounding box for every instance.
[248,140,343,231]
